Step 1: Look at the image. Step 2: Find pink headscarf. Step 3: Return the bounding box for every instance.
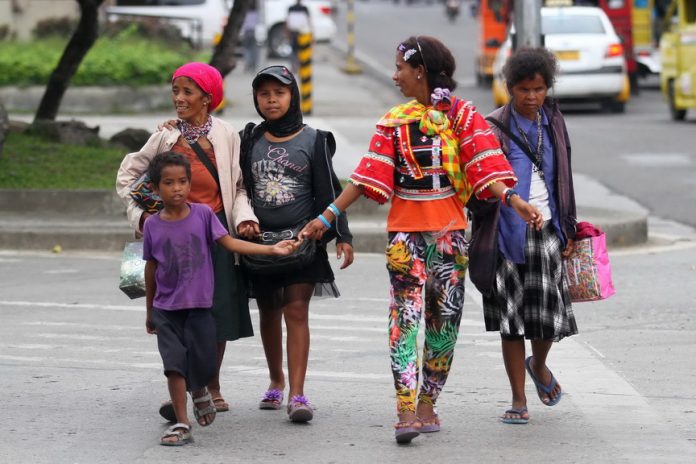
[172,62,224,111]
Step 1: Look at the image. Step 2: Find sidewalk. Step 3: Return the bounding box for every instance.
[1,44,650,252]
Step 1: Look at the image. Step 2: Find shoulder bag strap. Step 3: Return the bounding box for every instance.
[485,116,541,171]
[189,141,220,188]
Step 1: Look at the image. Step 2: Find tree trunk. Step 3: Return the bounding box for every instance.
[33,0,104,122]
[209,0,252,77]
[0,99,8,156]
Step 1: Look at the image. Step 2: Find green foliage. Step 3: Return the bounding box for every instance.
[33,17,77,39]
[0,132,125,189]
[0,27,209,87]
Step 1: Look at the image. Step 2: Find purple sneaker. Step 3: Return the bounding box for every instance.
[287,395,314,422]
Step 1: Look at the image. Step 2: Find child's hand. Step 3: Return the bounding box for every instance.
[158,119,178,131]
[146,316,156,334]
[272,239,301,256]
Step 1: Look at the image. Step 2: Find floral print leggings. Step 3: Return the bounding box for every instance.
[386,230,468,414]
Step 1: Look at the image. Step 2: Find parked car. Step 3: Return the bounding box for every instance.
[104,0,336,58]
[491,6,631,113]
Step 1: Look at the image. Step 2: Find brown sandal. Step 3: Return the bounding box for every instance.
[212,397,229,412]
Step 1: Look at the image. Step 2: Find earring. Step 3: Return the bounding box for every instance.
[417,75,421,80]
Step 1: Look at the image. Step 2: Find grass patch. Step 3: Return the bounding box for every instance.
[0,132,124,189]
[0,29,210,87]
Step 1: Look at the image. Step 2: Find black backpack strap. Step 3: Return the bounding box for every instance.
[189,141,220,188]
[485,116,540,170]
[239,122,264,207]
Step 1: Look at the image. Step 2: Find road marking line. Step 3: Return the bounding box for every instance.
[464,292,696,458]
[0,300,141,311]
[555,338,696,459]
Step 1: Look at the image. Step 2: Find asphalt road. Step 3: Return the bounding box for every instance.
[1,241,695,463]
[1,4,694,462]
[335,2,696,227]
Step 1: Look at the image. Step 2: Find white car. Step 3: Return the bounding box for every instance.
[491,6,631,113]
[104,0,336,58]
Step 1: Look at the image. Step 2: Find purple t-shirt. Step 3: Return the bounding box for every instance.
[142,203,228,310]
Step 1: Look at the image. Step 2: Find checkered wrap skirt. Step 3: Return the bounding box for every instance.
[483,222,578,341]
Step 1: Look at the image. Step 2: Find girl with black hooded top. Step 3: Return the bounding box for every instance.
[238,65,354,423]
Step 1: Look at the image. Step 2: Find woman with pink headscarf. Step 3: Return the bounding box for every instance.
[116,62,258,427]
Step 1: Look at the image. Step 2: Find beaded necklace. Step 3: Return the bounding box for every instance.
[511,110,544,179]
[178,115,212,145]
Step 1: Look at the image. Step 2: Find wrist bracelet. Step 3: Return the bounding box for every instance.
[500,187,510,205]
[317,214,332,229]
[504,188,519,207]
[327,202,341,218]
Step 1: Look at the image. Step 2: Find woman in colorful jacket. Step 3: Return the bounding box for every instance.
[483,47,578,425]
[300,36,543,444]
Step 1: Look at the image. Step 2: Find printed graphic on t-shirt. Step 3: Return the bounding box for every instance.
[252,145,309,207]
[160,234,206,286]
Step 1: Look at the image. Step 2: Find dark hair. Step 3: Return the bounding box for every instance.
[398,35,457,92]
[147,151,191,187]
[503,47,558,91]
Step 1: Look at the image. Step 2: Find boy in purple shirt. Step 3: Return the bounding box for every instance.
[142,152,297,446]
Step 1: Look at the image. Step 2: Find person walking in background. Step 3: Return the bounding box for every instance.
[142,151,297,446]
[300,36,542,444]
[116,62,258,421]
[482,47,578,425]
[242,0,260,73]
[239,65,354,423]
[285,0,311,73]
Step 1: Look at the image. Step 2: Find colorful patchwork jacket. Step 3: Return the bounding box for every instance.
[349,97,517,206]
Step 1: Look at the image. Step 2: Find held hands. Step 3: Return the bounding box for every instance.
[510,195,544,230]
[300,218,328,241]
[272,238,302,256]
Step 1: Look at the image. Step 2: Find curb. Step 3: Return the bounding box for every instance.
[0,190,647,252]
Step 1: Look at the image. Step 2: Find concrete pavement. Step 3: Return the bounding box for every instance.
[1,43,653,252]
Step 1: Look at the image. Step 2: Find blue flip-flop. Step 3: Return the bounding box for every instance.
[501,407,529,425]
[525,356,562,406]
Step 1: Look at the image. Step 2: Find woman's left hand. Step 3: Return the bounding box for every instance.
[336,243,354,270]
[561,238,575,258]
[237,221,260,239]
[510,196,544,230]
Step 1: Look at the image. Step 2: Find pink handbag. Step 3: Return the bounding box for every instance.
[563,222,616,302]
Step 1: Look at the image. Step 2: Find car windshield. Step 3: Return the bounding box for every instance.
[543,14,606,34]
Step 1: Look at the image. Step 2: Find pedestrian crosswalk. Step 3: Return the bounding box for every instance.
[0,293,500,382]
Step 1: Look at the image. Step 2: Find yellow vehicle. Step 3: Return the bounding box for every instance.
[660,0,696,120]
